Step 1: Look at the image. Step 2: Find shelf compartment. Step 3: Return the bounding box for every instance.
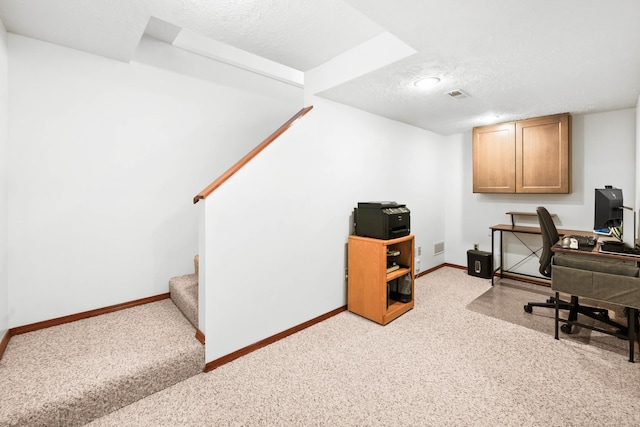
[387,267,411,282]
[383,300,414,324]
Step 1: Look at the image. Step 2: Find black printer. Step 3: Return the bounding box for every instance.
[354,201,410,240]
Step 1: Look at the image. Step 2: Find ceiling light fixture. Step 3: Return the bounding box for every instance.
[414,76,440,89]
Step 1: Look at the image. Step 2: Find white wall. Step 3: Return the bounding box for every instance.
[637,94,640,215]
[6,34,303,327]
[445,108,637,276]
[0,19,8,339]
[201,97,447,362]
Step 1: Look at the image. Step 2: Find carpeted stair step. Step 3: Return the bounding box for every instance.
[0,299,205,427]
[169,274,199,329]
[169,255,199,329]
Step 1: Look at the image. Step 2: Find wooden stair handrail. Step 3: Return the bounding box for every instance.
[193,105,313,204]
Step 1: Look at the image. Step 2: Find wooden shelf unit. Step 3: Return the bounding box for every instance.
[347,234,414,325]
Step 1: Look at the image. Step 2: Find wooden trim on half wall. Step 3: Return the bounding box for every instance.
[9,293,170,336]
[205,305,347,372]
[194,106,313,204]
[0,330,9,361]
[195,329,205,345]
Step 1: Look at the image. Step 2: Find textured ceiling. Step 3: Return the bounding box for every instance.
[0,0,639,135]
[336,0,640,134]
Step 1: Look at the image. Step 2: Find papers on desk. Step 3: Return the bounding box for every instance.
[594,228,611,236]
[595,225,624,246]
[594,228,612,236]
[594,226,622,240]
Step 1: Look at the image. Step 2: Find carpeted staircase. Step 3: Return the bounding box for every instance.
[169,255,199,329]
[0,257,204,427]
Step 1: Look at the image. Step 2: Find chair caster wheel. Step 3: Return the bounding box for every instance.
[561,324,572,334]
[524,305,532,313]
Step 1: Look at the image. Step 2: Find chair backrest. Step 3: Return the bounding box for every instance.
[537,206,559,278]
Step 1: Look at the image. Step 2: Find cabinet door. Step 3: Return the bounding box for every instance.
[472,122,516,193]
[515,114,570,193]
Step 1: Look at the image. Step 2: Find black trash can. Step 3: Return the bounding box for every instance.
[467,250,492,279]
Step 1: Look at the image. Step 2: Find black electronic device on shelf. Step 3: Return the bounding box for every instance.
[354,201,410,240]
[594,186,623,232]
[594,185,640,252]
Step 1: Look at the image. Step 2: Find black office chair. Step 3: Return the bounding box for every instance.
[524,206,609,333]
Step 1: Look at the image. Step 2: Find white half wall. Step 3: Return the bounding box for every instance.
[445,108,637,277]
[7,34,302,327]
[0,19,8,339]
[201,97,447,362]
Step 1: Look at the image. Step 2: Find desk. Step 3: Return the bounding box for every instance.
[551,244,640,362]
[490,224,591,286]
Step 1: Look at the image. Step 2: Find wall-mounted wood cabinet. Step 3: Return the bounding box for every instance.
[473,113,571,194]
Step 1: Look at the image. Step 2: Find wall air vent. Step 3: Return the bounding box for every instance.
[445,89,469,99]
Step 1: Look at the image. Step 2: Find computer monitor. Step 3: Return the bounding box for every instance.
[594,186,623,232]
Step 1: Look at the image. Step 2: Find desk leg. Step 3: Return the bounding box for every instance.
[491,229,495,286]
[490,229,503,286]
[499,230,503,281]
[629,308,637,363]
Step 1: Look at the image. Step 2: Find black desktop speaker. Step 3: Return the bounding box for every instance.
[467,250,492,279]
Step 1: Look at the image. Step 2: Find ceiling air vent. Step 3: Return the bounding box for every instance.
[445,89,469,99]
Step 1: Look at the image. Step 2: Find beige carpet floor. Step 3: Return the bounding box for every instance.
[87,268,640,426]
[0,299,204,426]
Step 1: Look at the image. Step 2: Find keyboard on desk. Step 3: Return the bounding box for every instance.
[600,242,640,257]
[567,235,597,248]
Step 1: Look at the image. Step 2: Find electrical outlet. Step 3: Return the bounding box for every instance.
[417,246,422,256]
